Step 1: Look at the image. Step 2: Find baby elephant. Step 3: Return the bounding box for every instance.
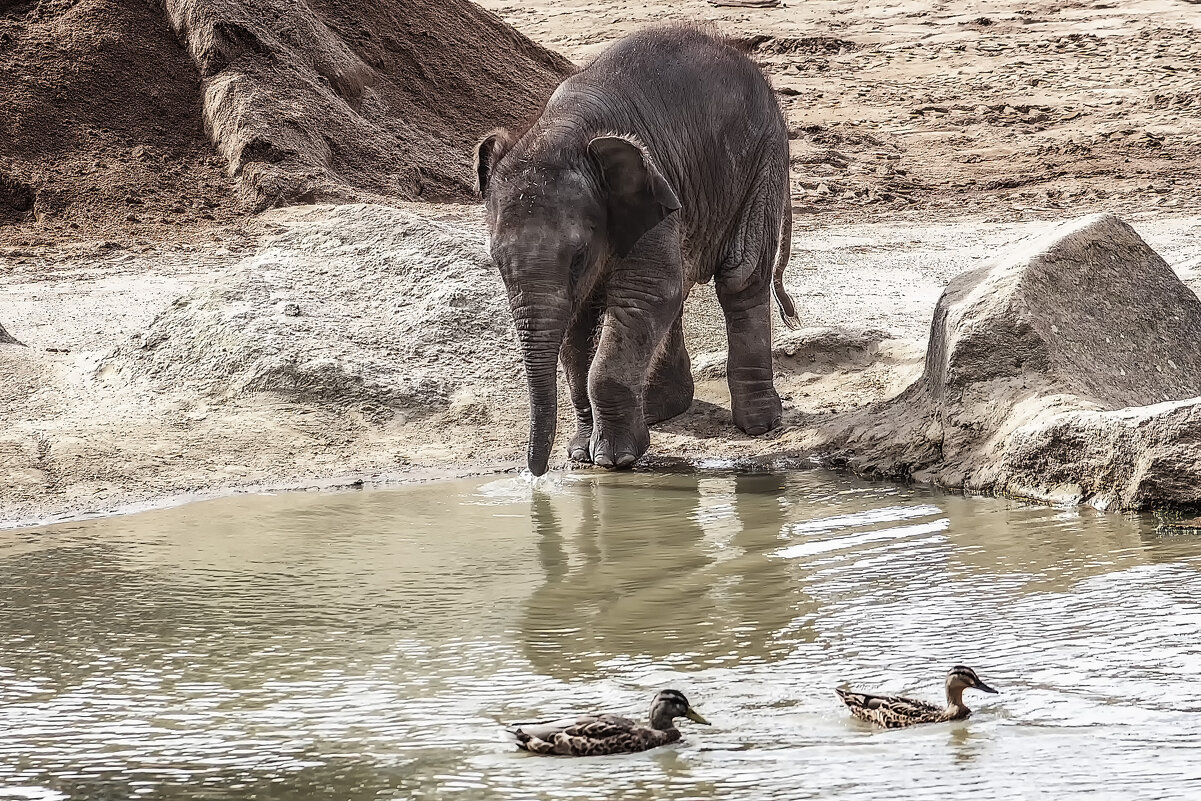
[476,24,799,476]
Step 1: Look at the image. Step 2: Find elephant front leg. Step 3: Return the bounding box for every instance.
[562,302,601,462]
[589,267,682,468]
[588,314,657,468]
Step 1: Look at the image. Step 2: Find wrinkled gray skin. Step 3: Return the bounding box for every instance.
[475,25,800,476]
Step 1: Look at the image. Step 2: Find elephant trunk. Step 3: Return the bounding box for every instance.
[511,292,569,477]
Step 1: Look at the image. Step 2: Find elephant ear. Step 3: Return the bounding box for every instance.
[474,128,517,196]
[588,135,681,257]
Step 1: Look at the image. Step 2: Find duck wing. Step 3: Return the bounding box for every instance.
[510,713,654,756]
[508,713,639,741]
[508,714,601,742]
[836,688,944,727]
[561,714,639,740]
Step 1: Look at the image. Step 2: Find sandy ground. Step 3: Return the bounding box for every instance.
[480,0,1201,220]
[4,204,1199,529]
[3,1,1201,528]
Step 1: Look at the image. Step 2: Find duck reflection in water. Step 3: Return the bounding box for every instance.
[520,472,816,680]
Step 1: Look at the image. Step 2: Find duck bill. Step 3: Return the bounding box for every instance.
[977,682,999,694]
[685,707,711,725]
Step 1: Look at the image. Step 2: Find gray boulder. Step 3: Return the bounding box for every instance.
[823,214,1201,509]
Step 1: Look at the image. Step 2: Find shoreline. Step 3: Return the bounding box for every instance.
[0,463,521,533]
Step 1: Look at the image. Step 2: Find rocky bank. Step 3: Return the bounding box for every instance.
[815,214,1201,510]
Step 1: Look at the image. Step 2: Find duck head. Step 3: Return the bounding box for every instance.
[945,665,999,706]
[648,689,710,731]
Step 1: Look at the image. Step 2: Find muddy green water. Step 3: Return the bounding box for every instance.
[2,471,1200,800]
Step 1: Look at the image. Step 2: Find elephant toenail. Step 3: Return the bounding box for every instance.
[615,452,637,468]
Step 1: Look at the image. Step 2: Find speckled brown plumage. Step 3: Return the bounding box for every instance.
[835,689,959,728]
[513,714,682,756]
[506,689,709,757]
[836,666,999,729]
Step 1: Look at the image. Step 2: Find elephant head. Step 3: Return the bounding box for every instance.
[474,128,681,476]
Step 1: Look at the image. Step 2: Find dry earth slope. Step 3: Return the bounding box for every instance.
[0,0,571,244]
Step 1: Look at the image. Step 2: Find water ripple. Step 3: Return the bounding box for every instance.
[1,471,1200,799]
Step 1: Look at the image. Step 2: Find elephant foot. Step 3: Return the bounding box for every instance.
[590,421,650,470]
[643,380,694,425]
[732,389,783,436]
[593,449,639,469]
[567,429,593,463]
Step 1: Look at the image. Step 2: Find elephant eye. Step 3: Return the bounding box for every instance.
[569,247,588,276]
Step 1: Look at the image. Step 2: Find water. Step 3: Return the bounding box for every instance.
[2,470,1200,800]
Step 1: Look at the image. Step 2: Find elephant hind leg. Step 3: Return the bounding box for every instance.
[715,163,787,436]
[644,315,694,425]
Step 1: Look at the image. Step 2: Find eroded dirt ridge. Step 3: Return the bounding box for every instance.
[0,0,570,243]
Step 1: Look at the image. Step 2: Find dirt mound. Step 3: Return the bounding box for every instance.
[167,0,572,211]
[0,0,235,243]
[821,214,1201,509]
[108,204,520,419]
[693,326,891,379]
[0,0,570,242]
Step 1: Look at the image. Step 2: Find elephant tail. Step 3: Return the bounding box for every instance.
[772,199,801,330]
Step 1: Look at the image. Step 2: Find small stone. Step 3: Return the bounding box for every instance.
[283,303,301,317]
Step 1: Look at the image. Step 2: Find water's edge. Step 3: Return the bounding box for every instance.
[0,464,514,533]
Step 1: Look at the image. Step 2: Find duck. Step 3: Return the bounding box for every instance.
[506,689,710,756]
[835,665,998,728]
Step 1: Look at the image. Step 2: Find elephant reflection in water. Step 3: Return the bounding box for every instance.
[520,473,816,680]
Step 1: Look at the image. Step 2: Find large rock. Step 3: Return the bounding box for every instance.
[107,204,519,419]
[926,214,1201,407]
[823,214,1201,509]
